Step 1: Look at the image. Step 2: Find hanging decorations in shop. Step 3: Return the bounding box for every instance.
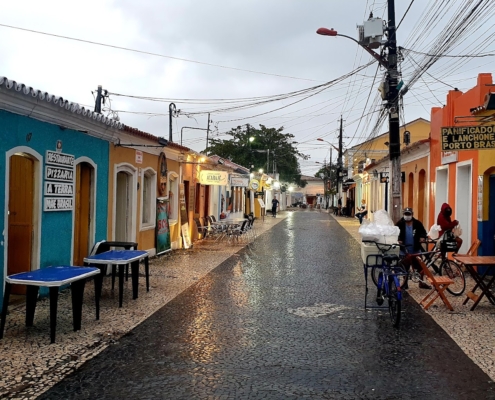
[158,152,168,197]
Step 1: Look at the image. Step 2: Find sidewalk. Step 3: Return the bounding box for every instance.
[331,212,495,382]
[0,214,288,399]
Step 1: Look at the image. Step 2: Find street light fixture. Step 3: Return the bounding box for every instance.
[317,14,402,222]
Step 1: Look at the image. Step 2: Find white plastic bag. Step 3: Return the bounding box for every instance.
[427,224,441,240]
[453,224,463,238]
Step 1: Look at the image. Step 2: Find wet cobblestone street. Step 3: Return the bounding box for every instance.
[38,211,495,399]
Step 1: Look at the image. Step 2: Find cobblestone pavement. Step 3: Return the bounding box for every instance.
[0,215,286,399]
[37,211,495,399]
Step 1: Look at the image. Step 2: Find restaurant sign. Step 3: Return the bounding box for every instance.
[44,150,74,211]
[199,170,228,186]
[441,125,495,151]
[230,173,249,187]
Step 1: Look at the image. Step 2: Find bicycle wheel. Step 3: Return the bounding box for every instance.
[371,265,381,287]
[388,276,401,328]
[440,259,466,296]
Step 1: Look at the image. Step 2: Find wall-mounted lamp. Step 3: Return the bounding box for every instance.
[384,141,390,147]
[373,169,379,179]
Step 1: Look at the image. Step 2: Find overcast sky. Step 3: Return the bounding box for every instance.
[2,0,495,176]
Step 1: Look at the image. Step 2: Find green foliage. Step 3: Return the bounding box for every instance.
[314,164,338,193]
[205,124,308,187]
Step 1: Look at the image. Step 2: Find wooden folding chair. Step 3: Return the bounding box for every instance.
[455,239,481,272]
[415,256,455,311]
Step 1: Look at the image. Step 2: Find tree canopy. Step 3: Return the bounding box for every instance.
[205,124,307,187]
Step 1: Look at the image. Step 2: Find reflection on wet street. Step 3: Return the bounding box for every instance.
[40,211,495,399]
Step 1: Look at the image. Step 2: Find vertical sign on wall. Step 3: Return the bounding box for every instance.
[180,183,191,249]
[156,199,172,255]
[44,150,75,211]
[477,175,483,221]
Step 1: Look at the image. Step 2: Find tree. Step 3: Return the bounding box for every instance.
[206,124,308,187]
[315,163,338,206]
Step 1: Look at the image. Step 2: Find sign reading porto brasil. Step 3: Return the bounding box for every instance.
[441,125,495,151]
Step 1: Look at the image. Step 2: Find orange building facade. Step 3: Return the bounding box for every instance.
[429,73,495,255]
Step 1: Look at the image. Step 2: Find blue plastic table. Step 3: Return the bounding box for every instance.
[84,250,149,307]
[0,266,100,343]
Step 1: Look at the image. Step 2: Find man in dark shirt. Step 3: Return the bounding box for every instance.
[271,196,280,218]
[396,207,429,289]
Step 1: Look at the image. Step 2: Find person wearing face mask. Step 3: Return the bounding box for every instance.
[437,203,463,252]
[396,207,430,289]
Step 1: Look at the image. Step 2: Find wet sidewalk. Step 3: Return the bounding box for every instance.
[331,212,495,383]
[0,214,288,399]
[2,209,495,398]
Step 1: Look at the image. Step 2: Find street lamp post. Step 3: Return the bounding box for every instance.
[317,5,402,222]
[317,138,340,207]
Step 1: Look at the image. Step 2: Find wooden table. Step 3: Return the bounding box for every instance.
[453,255,495,311]
[0,266,101,343]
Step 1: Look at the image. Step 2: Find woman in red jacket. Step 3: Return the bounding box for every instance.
[437,203,463,252]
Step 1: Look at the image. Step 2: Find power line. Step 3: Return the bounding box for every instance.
[0,22,322,83]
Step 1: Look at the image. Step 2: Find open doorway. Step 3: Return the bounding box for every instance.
[73,161,95,265]
[456,162,472,254]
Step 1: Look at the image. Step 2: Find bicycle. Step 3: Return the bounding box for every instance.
[363,240,407,328]
[398,237,465,296]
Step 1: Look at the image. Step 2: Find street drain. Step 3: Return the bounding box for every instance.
[287,303,351,318]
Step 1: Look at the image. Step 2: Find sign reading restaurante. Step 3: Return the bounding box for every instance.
[441,125,495,151]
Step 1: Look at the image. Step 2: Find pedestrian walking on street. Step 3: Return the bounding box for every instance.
[355,199,367,224]
[271,196,279,218]
[337,196,342,216]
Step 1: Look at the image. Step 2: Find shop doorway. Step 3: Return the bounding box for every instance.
[115,171,132,242]
[486,174,495,256]
[456,163,472,253]
[73,162,94,266]
[435,167,448,217]
[7,154,35,294]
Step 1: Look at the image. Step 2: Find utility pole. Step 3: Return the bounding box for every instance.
[169,103,176,143]
[205,113,211,154]
[337,116,343,202]
[387,0,401,223]
[94,85,103,114]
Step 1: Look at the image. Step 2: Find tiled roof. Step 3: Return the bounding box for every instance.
[0,76,197,153]
[208,155,249,173]
[0,76,123,128]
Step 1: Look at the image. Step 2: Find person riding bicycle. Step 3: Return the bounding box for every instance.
[395,207,430,289]
[437,203,463,253]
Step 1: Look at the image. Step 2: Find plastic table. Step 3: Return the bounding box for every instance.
[84,250,149,307]
[0,266,100,343]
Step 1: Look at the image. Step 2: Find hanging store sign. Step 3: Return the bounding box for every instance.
[199,170,228,185]
[249,179,260,191]
[230,174,249,187]
[441,125,495,151]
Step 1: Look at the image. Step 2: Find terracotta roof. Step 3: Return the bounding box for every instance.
[120,125,190,151]
[0,76,123,129]
[208,155,249,173]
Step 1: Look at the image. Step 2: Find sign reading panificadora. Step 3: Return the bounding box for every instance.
[441,125,495,151]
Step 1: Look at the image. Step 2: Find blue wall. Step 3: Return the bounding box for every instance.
[0,110,110,305]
